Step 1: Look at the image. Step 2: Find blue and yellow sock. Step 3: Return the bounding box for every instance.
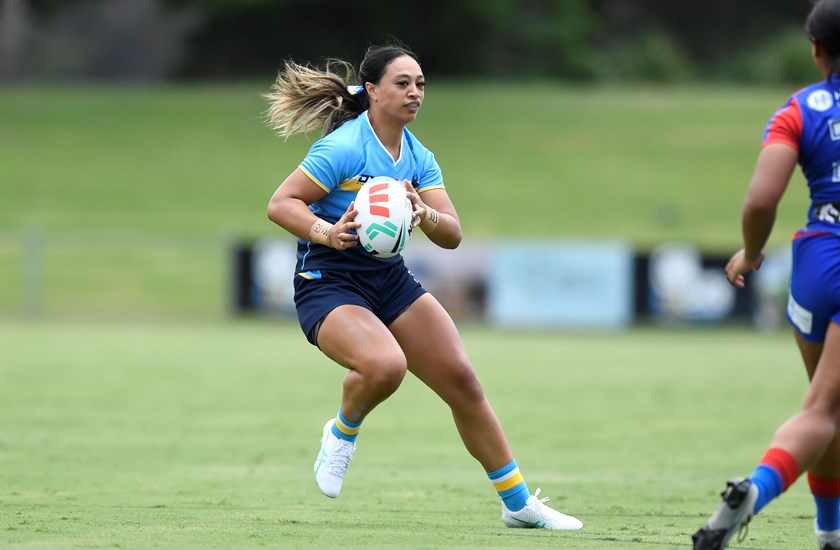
[331,407,362,443]
[488,459,530,512]
[809,473,840,532]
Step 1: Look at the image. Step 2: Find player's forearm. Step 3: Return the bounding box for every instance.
[741,202,776,262]
[268,196,327,243]
[420,207,461,249]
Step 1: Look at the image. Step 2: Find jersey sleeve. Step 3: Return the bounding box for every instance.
[762,98,802,151]
[417,150,444,192]
[298,137,356,193]
[403,130,445,192]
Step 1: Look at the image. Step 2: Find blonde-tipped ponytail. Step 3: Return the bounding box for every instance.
[263,59,367,139]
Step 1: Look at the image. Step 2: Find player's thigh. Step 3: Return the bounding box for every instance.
[794,328,823,381]
[318,304,407,375]
[804,321,840,415]
[388,294,481,400]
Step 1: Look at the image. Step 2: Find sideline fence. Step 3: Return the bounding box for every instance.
[2,228,791,329]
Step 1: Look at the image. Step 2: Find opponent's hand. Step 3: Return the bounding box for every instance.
[724,248,765,288]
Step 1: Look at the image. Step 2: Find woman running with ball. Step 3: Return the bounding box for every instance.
[264,42,582,530]
[694,1,840,548]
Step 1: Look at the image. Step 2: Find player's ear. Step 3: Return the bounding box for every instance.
[811,37,824,62]
[365,82,377,102]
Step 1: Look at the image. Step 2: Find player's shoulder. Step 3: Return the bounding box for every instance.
[403,125,428,148]
[402,126,434,161]
[316,115,366,150]
[790,80,836,113]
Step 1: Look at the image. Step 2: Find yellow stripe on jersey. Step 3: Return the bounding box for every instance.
[418,184,446,192]
[298,165,330,193]
[337,178,364,192]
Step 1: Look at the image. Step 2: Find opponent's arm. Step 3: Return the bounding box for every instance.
[725,143,798,287]
[742,143,798,261]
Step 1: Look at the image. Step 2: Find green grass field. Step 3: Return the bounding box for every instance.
[0,83,823,548]
[0,319,817,549]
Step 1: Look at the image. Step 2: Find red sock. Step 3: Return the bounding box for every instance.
[759,448,799,491]
[808,472,840,498]
[808,473,840,531]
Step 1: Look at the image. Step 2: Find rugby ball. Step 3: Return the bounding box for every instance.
[354,176,413,258]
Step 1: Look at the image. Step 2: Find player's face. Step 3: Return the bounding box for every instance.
[367,55,425,124]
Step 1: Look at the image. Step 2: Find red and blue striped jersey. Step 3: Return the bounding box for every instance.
[764,75,840,235]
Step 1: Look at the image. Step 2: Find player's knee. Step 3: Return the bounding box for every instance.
[804,387,840,420]
[446,362,485,404]
[361,353,407,394]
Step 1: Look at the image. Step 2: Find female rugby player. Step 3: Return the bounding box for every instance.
[694,1,840,548]
[264,43,582,531]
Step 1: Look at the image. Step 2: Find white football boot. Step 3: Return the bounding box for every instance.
[692,477,759,550]
[313,419,356,498]
[816,519,840,550]
[501,488,583,530]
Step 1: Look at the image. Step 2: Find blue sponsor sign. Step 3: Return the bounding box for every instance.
[487,241,634,329]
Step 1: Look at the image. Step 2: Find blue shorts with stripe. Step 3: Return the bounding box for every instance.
[293,261,427,346]
[788,233,840,342]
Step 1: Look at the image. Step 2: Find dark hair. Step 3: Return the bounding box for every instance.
[807,0,840,76]
[359,43,420,88]
[264,42,418,139]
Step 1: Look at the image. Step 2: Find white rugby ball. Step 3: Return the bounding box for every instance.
[354,176,413,258]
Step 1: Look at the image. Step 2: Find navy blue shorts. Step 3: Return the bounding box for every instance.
[293,263,427,346]
[788,233,840,342]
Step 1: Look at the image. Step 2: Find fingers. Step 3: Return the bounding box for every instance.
[331,219,359,250]
[723,262,743,287]
[403,180,422,204]
[342,201,359,220]
[723,248,766,287]
[724,262,744,287]
[337,201,361,230]
[330,205,360,249]
[725,273,746,288]
[401,181,425,221]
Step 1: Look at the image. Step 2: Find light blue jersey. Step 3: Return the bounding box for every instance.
[296,111,445,271]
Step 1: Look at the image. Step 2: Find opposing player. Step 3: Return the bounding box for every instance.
[693,1,840,548]
[264,43,583,530]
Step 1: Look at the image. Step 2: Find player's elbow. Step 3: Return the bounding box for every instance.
[743,194,778,217]
[744,180,784,213]
[438,228,462,249]
[267,196,285,226]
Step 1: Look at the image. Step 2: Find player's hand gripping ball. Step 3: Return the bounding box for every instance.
[354,176,413,258]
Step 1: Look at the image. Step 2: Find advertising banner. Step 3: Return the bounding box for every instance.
[486,240,635,329]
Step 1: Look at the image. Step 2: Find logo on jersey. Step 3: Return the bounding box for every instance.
[807,89,834,112]
[830,119,840,141]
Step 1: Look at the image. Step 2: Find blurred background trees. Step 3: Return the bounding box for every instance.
[0,0,817,84]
